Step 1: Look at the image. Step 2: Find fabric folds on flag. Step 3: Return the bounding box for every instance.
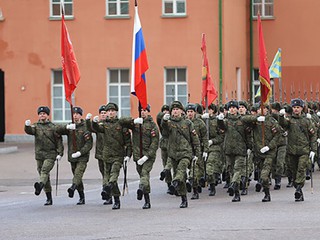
[269,48,282,78]
[201,33,217,106]
[131,5,148,109]
[257,14,272,104]
[61,13,80,104]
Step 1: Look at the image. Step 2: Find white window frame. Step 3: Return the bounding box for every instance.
[51,69,74,123]
[252,0,274,19]
[162,0,187,17]
[164,67,188,106]
[50,0,74,19]
[107,68,131,117]
[106,0,129,18]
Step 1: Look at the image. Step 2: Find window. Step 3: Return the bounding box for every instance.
[165,67,188,106]
[50,0,73,18]
[252,0,274,18]
[253,68,274,103]
[51,70,74,122]
[108,69,131,117]
[106,0,129,17]
[163,0,186,16]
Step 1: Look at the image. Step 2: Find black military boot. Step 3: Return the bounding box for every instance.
[232,189,241,202]
[305,169,311,180]
[262,188,271,202]
[137,185,144,201]
[44,192,52,206]
[240,176,248,195]
[180,195,188,208]
[160,169,169,181]
[286,177,293,188]
[167,182,175,195]
[112,196,121,210]
[34,182,44,196]
[186,180,192,193]
[223,179,230,189]
[255,181,262,192]
[67,183,77,198]
[209,183,216,196]
[197,186,202,193]
[77,191,85,205]
[294,185,304,202]
[142,193,151,209]
[228,182,237,196]
[101,185,109,200]
[274,176,281,190]
[191,187,199,200]
[103,196,113,205]
[199,177,206,188]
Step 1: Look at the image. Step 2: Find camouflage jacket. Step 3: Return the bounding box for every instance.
[86,119,104,161]
[92,117,132,163]
[156,112,169,149]
[56,119,93,163]
[161,116,200,161]
[242,114,281,158]
[119,115,159,161]
[191,117,209,154]
[25,120,64,161]
[207,115,225,152]
[279,113,317,155]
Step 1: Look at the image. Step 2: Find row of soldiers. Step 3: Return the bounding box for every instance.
[25,97,318,209]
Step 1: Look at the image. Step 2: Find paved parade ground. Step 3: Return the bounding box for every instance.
[1,142,320,240]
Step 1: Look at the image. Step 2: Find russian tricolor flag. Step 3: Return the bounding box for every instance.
[131,3,148,109]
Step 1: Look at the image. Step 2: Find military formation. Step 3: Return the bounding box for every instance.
[25,97,319,209]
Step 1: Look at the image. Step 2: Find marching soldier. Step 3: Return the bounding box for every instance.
[85,105,113,205]
[24,106,64,206]
[56,106,93,205]
[119,104,159,209]
[91,103,132,210]
[161,101,201,208]
[242,104,281,202]
[279,98,317,201]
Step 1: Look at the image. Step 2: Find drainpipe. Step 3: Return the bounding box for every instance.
[249,0,253,103]
[219,0,223,103]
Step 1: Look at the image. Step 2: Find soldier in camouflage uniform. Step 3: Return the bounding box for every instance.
[217,100,249,202]
[91,103,132,210]
[270,102,287,190]
[85,105,113,205]
[201,103,224,196]
[161,101,201,208]
[157,104,174,194]
[279,98,317,201]
[185,103,208,200]
[242,104,281,202]
[56,107,93,205]
[24,106,64,206]
[119,104,159,209]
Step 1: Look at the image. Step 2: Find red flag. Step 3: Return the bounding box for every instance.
[201,33,217,106]
[61,13,80,104]
[257,14,272,104]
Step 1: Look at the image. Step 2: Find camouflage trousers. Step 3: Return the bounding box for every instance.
[206,150,223,185]
[161,147,172,183]
[188,155,204,188]
[226,154,246,184]
[288,154,309,187]
[170,157,190,196]
[136,157,155,193]
[36,158,55,193]
[104,159,123,197]
[256,156,273,189]
[272,145,286,178]
[70,161,87,192]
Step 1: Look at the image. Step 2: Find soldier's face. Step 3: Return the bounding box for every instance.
[171,108,182,117]
[163,110,169,114]
[186,110,196,119]
[141,109,149,118]
[293,106,303,115]
[99,111,108,120]
[239,106,247,115]
[208,109,215,115]
[107,109,117,119]
[229,106,238,115]
[38,112,49,122]
[258,107,268,115]
[73,113,82,123]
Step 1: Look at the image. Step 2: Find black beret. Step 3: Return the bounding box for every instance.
[37,106,50,115]
[73,107,83,116]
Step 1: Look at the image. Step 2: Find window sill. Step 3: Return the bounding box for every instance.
[104,15,131,20]
[49,16,75,21]
[161,14,187,19]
